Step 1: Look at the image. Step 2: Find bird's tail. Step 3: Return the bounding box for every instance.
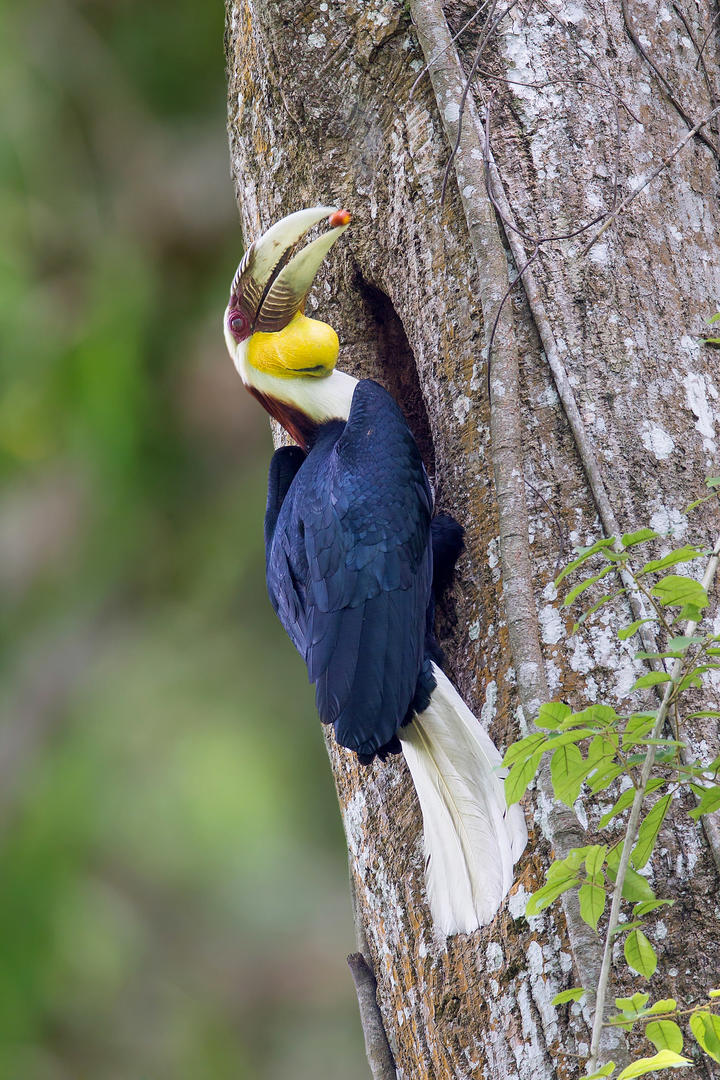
[399,663,527,937]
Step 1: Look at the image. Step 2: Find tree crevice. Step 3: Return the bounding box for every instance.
[353,276,436,480]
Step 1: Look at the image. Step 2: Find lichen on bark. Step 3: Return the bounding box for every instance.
[226,1,720,1075]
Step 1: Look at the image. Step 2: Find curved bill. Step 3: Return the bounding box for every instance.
[229,206,351,334]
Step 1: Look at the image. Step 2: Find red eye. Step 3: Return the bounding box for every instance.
[228,309,250,341]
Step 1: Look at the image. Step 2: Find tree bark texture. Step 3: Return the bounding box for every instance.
[226,2,720,1076]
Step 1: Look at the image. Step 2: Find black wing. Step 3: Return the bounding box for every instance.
[266,381,433,760]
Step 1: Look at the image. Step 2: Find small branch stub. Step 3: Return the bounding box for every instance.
[347,952,397,1080]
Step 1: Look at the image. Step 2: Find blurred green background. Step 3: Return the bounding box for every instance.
[0,1,365,1076]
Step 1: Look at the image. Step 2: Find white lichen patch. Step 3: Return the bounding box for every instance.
[641,422,675,460]
[453,394,471,424]
[539,603,564,645]
[481,680,498,727]
[545,658,563,692]
[683,370,717,452]
[486,941,504,971]
[569,635,594,675]
[307,31,326,48]
[508,884,532,921]
[444,101,460,123]
[342,789,368,859]
[649,503,688,540]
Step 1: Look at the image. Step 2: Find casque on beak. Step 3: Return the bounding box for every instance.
[226,206,351,341]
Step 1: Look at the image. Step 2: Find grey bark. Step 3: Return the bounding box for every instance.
[226,1,720,1076]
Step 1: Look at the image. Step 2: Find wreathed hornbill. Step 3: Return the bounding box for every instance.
[224,206,526,935]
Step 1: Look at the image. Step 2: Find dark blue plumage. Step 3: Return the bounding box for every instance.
[264,379,437,763]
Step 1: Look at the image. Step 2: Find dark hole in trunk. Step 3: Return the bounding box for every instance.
[353,279,436,479]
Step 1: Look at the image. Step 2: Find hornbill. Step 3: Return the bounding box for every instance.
[223,206,527,936]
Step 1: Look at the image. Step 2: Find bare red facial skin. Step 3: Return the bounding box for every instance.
[227,308,252,342]
[328,209,351,228]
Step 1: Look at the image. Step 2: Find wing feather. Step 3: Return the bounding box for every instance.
[265,381,433,757]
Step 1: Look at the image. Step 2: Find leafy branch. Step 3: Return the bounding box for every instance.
[503,479,720,1078]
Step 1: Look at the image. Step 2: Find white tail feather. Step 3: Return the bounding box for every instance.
[398,663,527,937]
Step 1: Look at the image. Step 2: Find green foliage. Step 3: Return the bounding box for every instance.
[552,987,586,1004]
[645,1020,683,1054]
[616,1050,692,1077]
[624,930,657,978]
[0,3,366,1078]
[703,312,720,346]
[690,1012,720,1063]
[504,502,720,1078]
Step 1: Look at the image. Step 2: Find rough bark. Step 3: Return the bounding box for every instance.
[225,2,720,1076]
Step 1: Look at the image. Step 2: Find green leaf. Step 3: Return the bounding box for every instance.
[622,529,660,547]
[651,574,709,610]
[505,752,542,805]
[618,618,656,641]
[600,783,664,829]
[631,671,671,690]
[587,762,626,793]
[573,592,622,633]
[676,603,704,622]
[611,920,644,936]
[622,718,660,751]
[708,313,720,325]
[502,732,546,767]
[634,650,683,661]
[632,795,672,869]
[551,744,587,806]
[708,989,720,998]
[633,900,674,917]
[580,1064,616,1080]
[526,876,580,916]
[639,546,707,575]
[630,739,684,749]
[667,634,705,650]
[645,1020,683,1054]
[690,1011,720,1063]
[564,566,616,607]
[536,701,572,730]
[624,929,657,977]
[615,992,650,1015]
[646,998,678,1015]
[707,475,720,486]
[545,728,597,748]
[600,548,630,563]
[552,987,586,1005]
[689,784,720,820]
[579,881,606,929]
[678,663,720,693]
[549,849,591,876]
[617,1050,692,1077]
[619,868,655,902]
[686,495,714,512]
[585,844,608,876]
[554,537,617,587]
[576,704,620,728]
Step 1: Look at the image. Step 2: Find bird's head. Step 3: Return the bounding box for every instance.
[224,205,351,386]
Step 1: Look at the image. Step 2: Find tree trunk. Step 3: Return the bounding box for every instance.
[225,1,720,1076]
